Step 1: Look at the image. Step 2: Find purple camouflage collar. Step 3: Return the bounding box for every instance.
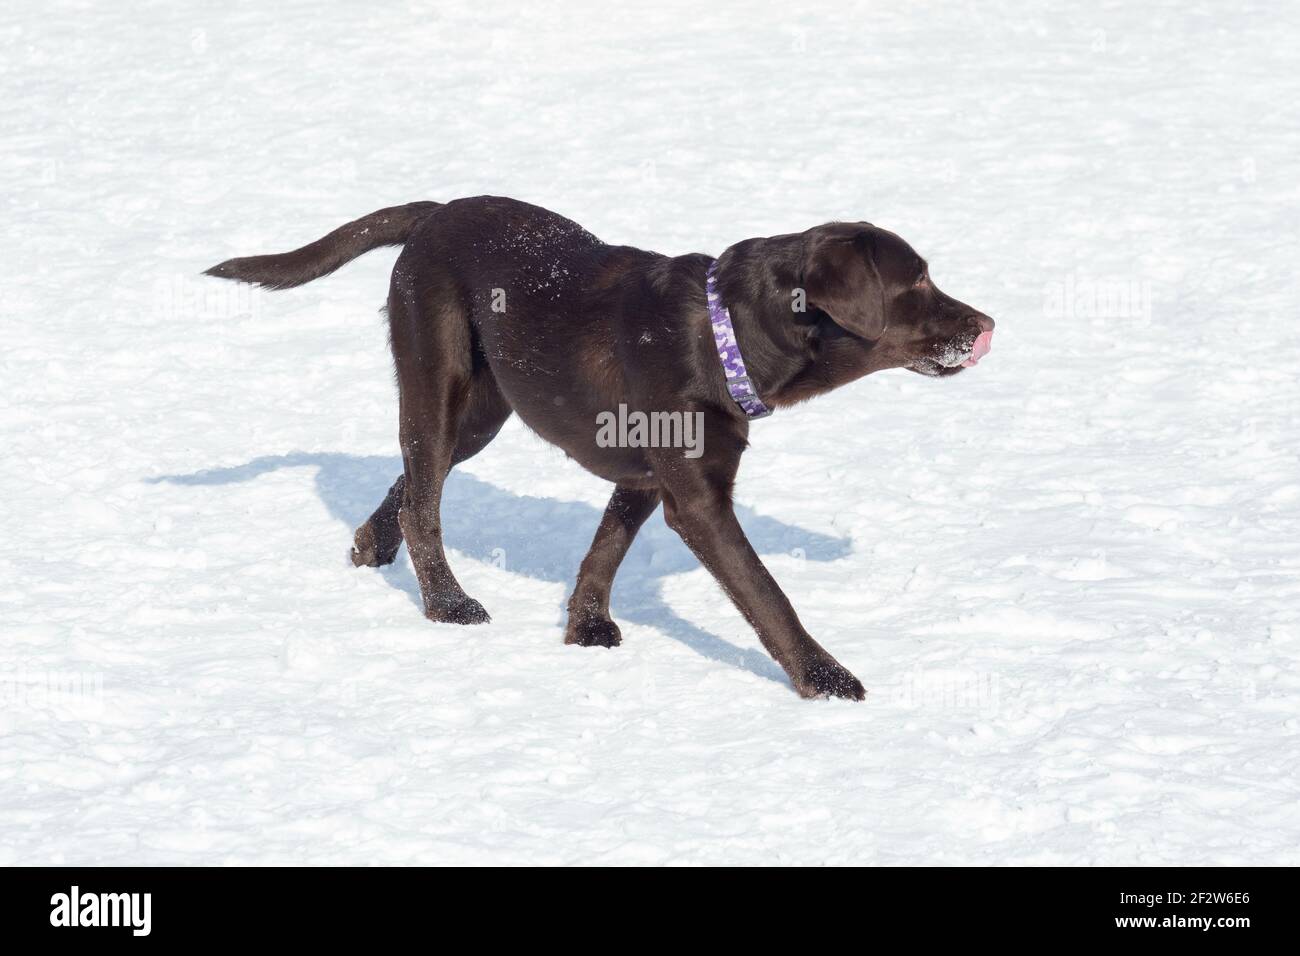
[705,261,772,419]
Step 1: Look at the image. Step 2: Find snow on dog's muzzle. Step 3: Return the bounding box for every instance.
[961,330,993,367]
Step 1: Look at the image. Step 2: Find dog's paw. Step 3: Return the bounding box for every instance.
[425,596,491,626]
[794,657,866,701]
[350,543,399,568]
[564,617,622,648]
[350,523,401,568]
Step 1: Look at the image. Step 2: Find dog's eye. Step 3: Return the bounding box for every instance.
[913,271,928,288]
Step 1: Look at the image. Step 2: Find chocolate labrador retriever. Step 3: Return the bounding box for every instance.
[206,196,994,700]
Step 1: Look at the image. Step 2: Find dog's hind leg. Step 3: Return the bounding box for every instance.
[381,259,502,625]
[564,484,662,647]
[350,475,405,568]
[351,368,511,568]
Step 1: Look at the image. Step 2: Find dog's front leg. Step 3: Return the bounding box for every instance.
[565,484,662,648]
[650,441,865,701]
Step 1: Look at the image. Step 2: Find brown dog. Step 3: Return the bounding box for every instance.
[206,196,995,700]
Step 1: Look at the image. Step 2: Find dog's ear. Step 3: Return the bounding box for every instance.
[802,228,887,340]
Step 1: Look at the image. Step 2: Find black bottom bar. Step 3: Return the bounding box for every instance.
[0,866,1287,944]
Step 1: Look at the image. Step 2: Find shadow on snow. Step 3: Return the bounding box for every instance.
[150,452,853,687]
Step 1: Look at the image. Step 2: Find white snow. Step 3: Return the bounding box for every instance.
[3,0,1299,865]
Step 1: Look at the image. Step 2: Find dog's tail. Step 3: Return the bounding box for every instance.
[203,201,442,289]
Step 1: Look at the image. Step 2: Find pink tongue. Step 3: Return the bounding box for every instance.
[961,330,993,367]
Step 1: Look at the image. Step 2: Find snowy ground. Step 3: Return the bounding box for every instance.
[3,0,1299,865]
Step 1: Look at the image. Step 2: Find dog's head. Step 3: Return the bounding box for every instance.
[802,222,994,376]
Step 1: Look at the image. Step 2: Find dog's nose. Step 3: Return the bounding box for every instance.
[973,314,995,333]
